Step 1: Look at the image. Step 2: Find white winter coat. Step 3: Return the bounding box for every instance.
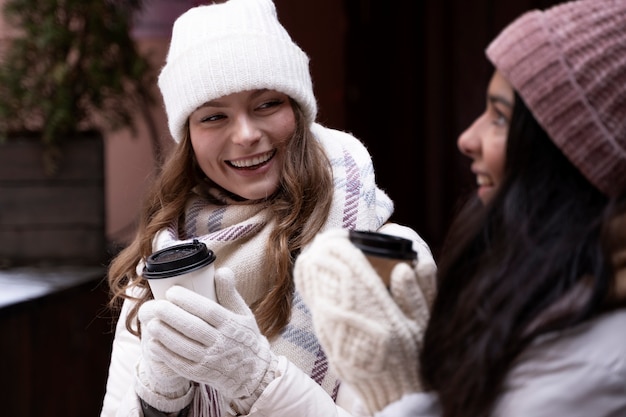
[100,223,427,417]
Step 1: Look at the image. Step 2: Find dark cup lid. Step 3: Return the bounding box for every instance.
[349,230,417,261]
[143,239,216,279]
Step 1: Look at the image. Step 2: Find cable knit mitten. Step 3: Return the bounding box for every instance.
[294,228,433,414]
[136,300,195,413]
[142,268,279,415]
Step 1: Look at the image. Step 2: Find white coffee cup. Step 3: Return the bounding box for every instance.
[143,239,217,300]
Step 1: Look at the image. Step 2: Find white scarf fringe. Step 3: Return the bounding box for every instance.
[192,384,226,417]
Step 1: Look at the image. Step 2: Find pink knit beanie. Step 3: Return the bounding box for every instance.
[486,0,626,196]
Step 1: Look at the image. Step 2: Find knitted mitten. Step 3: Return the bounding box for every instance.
[136,301,195,413]
[294,228,433,414]
[142,268,278,415]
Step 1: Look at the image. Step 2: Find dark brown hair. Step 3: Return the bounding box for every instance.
[420,94,625,417]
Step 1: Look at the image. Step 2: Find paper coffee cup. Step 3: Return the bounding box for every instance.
[348,230,417,287]
[143,239,217,300]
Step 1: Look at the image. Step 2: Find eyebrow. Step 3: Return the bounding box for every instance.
[488,94,513,109]
[196,89,270,109]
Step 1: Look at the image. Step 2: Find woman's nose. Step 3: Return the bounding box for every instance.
[457,115,482,158]
[232,115,261,146]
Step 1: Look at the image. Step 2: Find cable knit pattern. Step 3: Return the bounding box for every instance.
[135,300,195,413]
[294,228,436,413]
[143,271,279,413]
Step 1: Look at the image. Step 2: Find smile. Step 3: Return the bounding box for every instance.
[476,174,494,187]
[227,150,276,169]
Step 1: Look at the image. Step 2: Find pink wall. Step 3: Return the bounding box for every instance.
[104,38,171,247]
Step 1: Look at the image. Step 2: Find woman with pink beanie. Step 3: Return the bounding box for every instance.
[295,0,626,416]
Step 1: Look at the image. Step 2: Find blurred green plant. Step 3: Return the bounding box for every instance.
[0,0,157,172]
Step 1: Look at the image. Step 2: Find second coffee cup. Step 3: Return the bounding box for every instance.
[348,230,417,287]
[143,239,217,300]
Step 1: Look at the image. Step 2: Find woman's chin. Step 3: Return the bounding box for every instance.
[477,185,496,204]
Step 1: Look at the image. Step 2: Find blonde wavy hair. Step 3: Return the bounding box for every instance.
[107,101,333,339]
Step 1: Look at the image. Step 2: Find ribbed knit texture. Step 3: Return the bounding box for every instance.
[486,0,626,196]
[158,0,317,143]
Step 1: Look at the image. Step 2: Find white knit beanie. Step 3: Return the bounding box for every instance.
[158,0,317,143]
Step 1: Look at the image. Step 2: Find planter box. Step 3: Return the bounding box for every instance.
[0,134,106,266]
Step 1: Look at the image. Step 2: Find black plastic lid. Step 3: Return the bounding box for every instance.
[349,230,417,261]
[143,239,216,279]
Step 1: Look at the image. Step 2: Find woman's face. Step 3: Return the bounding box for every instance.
[457,70,514,204]
[188,89,296,200]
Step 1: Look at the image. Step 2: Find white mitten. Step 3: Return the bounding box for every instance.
[142,268,279,415]
[135,300,194,413]
[294,228,435,414]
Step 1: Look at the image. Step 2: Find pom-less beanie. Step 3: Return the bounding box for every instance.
[158,0,317,143]
[486,0,626,197]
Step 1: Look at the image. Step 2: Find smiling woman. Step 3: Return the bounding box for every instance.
[187,90,296,201]
[100,0,434,416]
[456,71,513,204]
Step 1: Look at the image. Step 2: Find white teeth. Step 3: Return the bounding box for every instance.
[230,150,274,168]
[476,175,493,186]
